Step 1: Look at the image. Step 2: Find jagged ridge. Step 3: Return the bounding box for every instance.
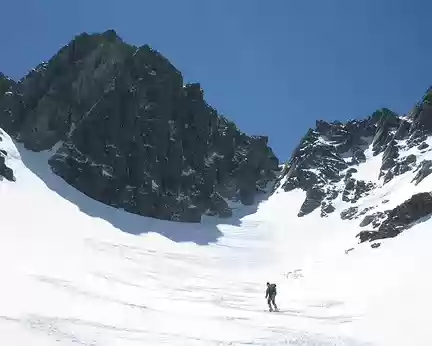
[276,87,432,229]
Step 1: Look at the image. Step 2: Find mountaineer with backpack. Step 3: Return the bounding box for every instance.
[265,282,278,312]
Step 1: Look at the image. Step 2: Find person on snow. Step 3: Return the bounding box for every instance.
[265,282,278,311]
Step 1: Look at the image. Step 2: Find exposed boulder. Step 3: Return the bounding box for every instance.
[404,154,417,165]
[320,202,335,217]
[357,230,378,243]
[358,210,388,229]
[418,142,429,150]
[0,155,15,182]
[340,206,358,220]
[0,131,16,182]
[344,168,358,180]
[359,214,375,227]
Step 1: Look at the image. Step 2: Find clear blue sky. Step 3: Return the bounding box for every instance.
[1,1,432,161]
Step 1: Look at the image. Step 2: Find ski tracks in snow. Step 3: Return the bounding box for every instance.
[0,221,370,345]
[0,139,374,345]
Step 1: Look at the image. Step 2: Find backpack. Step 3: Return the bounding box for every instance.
[269,283,277,295]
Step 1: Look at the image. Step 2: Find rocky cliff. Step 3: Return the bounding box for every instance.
[0,30,279,222]
[276,87,432,243]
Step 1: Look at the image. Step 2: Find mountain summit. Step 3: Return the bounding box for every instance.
[275,88,432,245]
[0,30,279,222]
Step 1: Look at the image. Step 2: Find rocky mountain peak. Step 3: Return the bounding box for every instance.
[0,31,279,222]
[276,88,432,223]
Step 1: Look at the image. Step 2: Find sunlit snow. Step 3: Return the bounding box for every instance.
[0,129,431,345]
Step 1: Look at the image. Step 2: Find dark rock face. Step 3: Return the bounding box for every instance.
[382,153,417,185]
[418,142,429,150]
[359,214,375,227]
[0,151,15,182]
[394,119,410,140]
[381,140,399,170]
[0,132,16,182]
[356,206,376,219]
[371,109,401,155]
[4,31,133,148]
[0,73,15,95]
[0,155,15,182]
[320,202,335,217]
[0,78,17,182]
[407,90,432,138]
[352,147,366,163]
[298,187,326,217]
[412,160,432,185]
[275,113,390,217]
[383,192,432,227]
[359,211,386,228]
[342,179,376,203]
[340,206,358,220]
[0,74,20,132]
[0,31,278,222]
[276,86,432,221]
[357,192,432,242]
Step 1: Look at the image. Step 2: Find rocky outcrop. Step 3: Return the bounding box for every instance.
[0,30,278,222]
[298,187,326,217]
[407,90,432,139]
[357,193,432,242]
[0,74,20,132]
[340,206,358,220]
[359,211,386,228]
[412,160,432,185]
[342,179,376,203]
[320,202,335,217]
[359,214,375,227]
[0,152,14,182]
[0,131,16,182]
[275,113,390,217]
[276,85,432,221]
[418,142,429,151]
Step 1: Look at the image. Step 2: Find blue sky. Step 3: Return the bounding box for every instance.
[1,1,432,161]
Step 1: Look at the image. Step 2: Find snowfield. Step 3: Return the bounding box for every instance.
[0,129,431,345]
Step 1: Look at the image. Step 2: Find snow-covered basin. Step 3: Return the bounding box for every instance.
[0,129,431,345]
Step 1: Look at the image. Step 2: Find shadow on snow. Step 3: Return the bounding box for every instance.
[17,145,265,245]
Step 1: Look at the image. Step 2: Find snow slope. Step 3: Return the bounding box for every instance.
[0,127,431,345]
